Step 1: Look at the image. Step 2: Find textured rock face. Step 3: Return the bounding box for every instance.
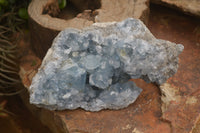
[151,0,200,17]
[29,0,150,59]
[95,0,149,24]
[29,18,183,111]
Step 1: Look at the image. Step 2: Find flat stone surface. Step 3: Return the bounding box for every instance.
[19,5,200,133]
[19,45,172,133]
[60,79,171,133]
[151,0,200,17]
[149,5,200,133]
[20,60,172,132]
[95,0,149,24]
[29,18,183,111]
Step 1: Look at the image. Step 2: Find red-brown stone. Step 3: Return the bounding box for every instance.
[19,4,200,133]
[149,4,200,133]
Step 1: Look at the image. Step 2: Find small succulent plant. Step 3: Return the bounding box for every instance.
[0,0,28,93]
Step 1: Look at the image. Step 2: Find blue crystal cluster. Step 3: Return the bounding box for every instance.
[29,18,183,111]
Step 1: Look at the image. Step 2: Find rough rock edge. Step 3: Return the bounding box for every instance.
[151,0,200,17]
[30,18,184,111]
[159,83,181,113]
[191,114,200,133]
[160,83,200,133]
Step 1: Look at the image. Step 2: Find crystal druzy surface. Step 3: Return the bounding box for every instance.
[30,18,184,111]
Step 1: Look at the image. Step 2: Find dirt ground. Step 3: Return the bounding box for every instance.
[0,3,200,133]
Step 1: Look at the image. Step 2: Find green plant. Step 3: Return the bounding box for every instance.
[0,0,29,16]
[0,0,29,93]
[18,7,28,20]
[58,0,67,9]
[0,39,20,89]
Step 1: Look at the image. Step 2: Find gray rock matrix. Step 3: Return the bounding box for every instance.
[29,18,184,111]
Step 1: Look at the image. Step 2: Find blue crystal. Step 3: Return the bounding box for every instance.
[29,18,183,111]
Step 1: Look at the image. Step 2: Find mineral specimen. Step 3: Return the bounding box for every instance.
[29,18,184,111]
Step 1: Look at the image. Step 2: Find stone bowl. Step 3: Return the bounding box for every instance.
[28,0,149,59]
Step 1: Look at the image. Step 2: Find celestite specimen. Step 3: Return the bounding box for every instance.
[29,18,184,111]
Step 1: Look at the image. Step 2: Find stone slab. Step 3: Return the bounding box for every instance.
[19,4,200,133]
[149,5,200,133]
[19,32,170,133]
[95,0,149,24]
[28,0,149,59]
[151,0,200,17]
[20,56,171,132]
